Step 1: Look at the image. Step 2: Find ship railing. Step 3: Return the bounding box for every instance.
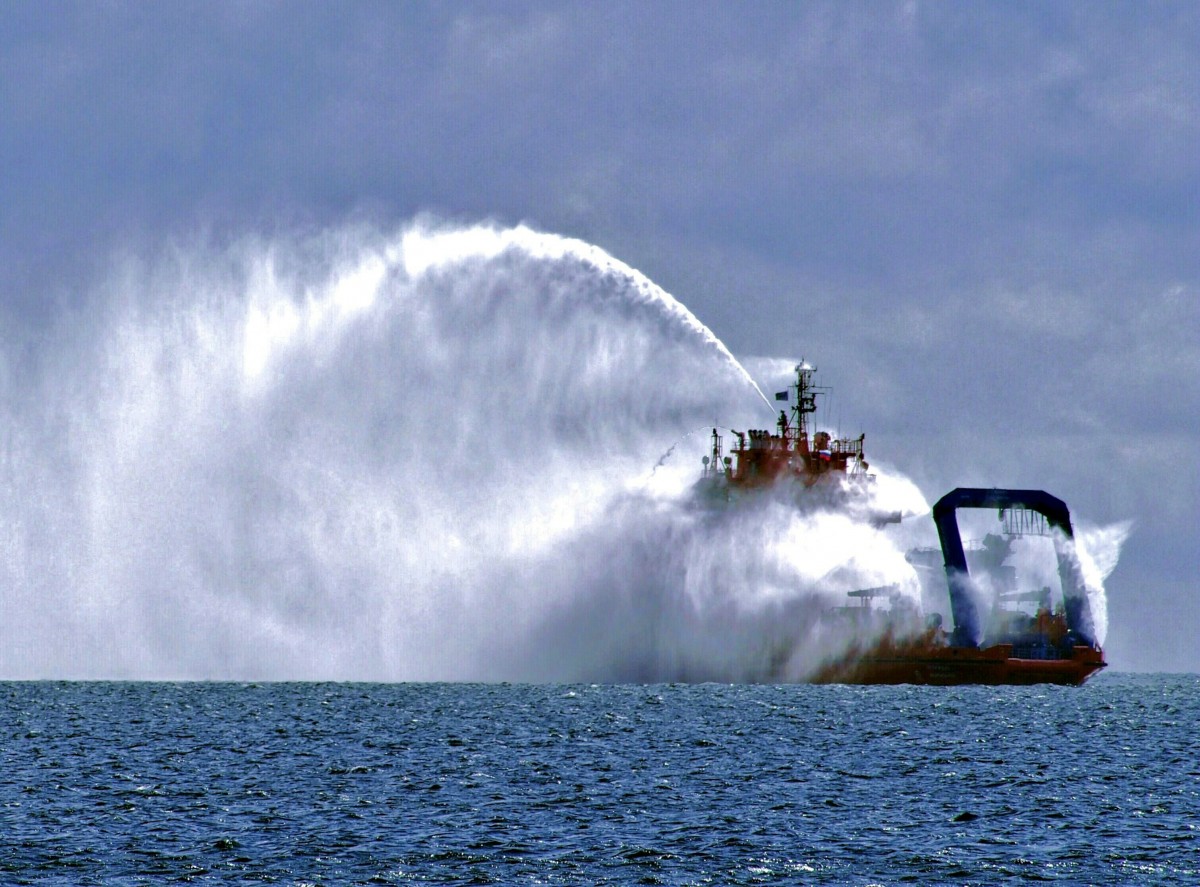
[830,435,865,456]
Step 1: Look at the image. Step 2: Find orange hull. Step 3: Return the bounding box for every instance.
[811,642,1105,686]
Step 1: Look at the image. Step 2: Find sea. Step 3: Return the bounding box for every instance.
[2,674,1197,885]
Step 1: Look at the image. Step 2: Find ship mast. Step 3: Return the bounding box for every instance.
[791,361,818,455]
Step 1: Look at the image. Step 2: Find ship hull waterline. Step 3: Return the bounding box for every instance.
[811,644,1106,686]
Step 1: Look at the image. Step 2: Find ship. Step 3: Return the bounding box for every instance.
[693,360,1105,685]
[811,488,1106,686]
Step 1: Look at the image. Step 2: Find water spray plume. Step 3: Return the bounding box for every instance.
[1073,520,1132,647]
[0,220,1121,680]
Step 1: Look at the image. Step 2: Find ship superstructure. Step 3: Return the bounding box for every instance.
[699,362,871,497]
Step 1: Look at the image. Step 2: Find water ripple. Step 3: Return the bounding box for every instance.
[1,675,1197,883]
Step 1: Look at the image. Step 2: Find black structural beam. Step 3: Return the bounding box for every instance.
[932,488,1095,649]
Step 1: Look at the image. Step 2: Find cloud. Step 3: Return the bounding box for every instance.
[0,1,1197,670]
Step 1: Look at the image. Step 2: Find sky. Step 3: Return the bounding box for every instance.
[1,1,1197,672]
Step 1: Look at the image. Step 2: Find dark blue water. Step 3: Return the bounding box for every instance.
[2,674,1197,884]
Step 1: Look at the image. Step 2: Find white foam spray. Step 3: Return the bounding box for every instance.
[0,220,1114,680]
[1073,520,1132,647]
